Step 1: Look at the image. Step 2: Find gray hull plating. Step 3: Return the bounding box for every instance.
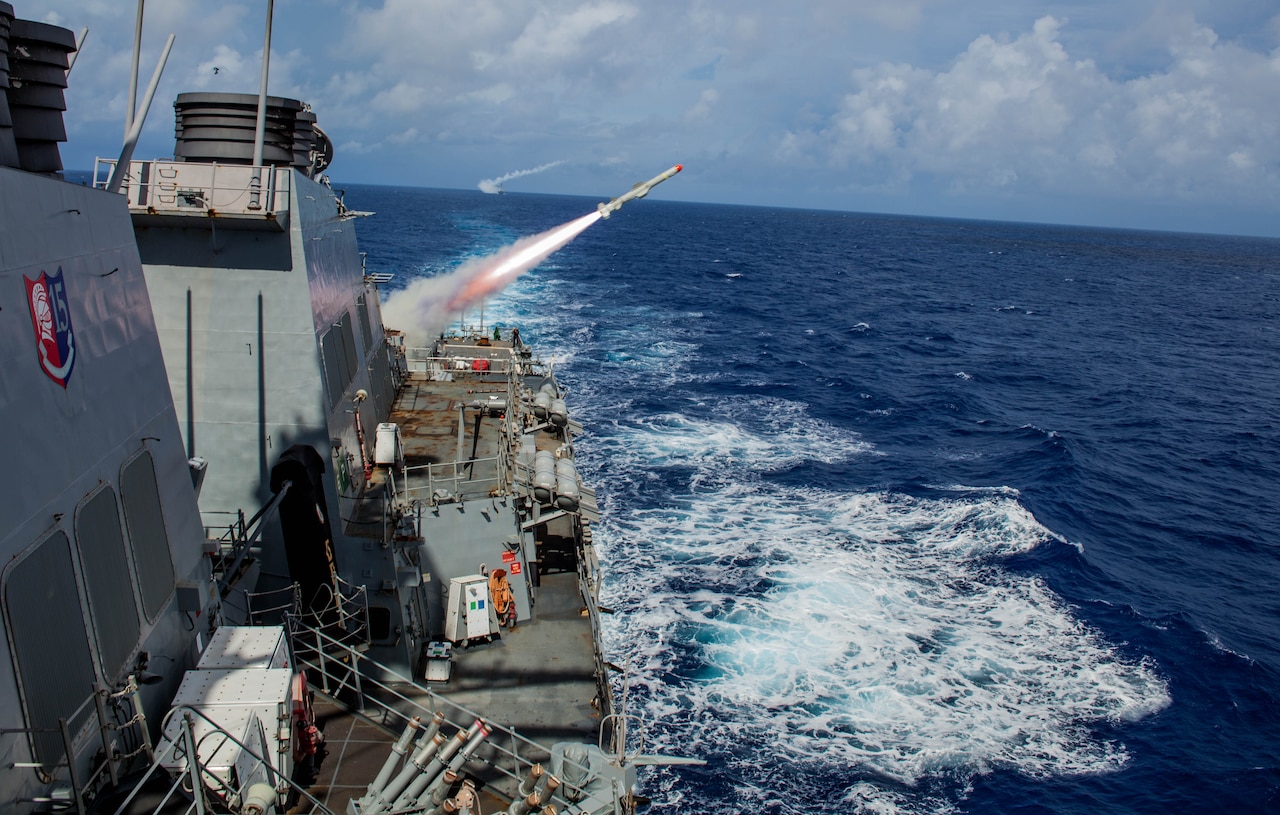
[0,164,212,810]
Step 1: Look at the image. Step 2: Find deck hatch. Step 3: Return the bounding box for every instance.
[3,532,97,768]
[369,345,392,419]
[75,487,142,678]
[320,312,359,410]
[357,293,373,352]
[339,311,358,386]
[320,326,344,409]
[120,451,178,620]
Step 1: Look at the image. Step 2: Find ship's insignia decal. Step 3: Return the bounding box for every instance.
[25,267,77,388]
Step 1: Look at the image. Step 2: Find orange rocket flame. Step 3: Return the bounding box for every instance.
[380,164,682,344]
[447,211,601,312]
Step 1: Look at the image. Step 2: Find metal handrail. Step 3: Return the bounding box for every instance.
[221,582,301,628]
[92,158,292,217]
[401,337,541,375]
[1,716,86,814]
[231,577,369,639]
[203,484,292,599]
[403,352,515,376]
[401,455,504,505]
[283,616,608,809]
[106,704,340,815]
[2,675,156,815]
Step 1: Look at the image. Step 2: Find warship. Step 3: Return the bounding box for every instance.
[0,4,695,813]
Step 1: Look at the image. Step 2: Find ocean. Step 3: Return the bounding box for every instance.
[344,183,1280,814]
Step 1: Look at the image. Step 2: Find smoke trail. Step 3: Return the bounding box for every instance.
[381,210,602,345]
[478,160,565,194]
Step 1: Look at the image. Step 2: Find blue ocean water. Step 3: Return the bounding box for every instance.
[343,183,1280,814]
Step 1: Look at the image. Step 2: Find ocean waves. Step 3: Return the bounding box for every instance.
[530,271,1172,811]
[349,187,1280,815]
[413,204,1171,814]
[595,433,1168,813]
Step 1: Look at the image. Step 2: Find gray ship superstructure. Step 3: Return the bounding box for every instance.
[0,6,212,810]
[2,3,698,813]
[103,91,404,633]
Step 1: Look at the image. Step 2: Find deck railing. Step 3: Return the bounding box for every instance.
[111,704,339,815]
[395,343,527,509]
[1,676,156,815]
[401,455,505,505]
[283,615,623,813]
[404,348,516,377]
[93,158,292,222]
[202,482,292,603]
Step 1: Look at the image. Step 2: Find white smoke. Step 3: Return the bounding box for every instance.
[380,274,460,348]
[379,211,601,346]
[478,161,565,194]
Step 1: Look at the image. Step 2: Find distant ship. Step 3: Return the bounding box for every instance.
[0,2,696,813]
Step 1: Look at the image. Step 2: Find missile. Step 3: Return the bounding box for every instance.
[597,164,683,218]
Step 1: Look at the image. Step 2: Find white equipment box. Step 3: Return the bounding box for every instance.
[374,422,402,465]
[424,641,452,682]
[444,574,499,644]
[198,626,289,670]
[158,668,294,804]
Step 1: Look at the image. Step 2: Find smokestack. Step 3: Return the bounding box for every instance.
[4,14,77,173]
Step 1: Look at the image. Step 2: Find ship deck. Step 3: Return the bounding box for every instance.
[298,337,606,812]
[294,569,602,812]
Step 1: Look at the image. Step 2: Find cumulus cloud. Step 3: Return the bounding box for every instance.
[793,16,1280,206]
[684,88,720,121]
[193,45,253,88]
[388,128,421,145]
[506,1,638,65]
[41,0,1280,233]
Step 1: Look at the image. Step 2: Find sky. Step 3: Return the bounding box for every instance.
[31,0,1280,237]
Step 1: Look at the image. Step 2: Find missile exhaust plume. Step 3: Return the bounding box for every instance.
[381,211,601,344]
[478,161,565,194]
[382,163,683,345]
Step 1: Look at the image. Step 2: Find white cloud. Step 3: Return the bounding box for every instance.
[464,84,518,105]
[369,81,431,115]
[684,88,719,121]
[340,140,376,155]
[193,45,252,88]
[36,0,1280,233]
[388,128,421,145]
[795,15,1280,207]
[506,1,638,65]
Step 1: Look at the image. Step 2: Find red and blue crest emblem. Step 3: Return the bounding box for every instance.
[25,268,76,388]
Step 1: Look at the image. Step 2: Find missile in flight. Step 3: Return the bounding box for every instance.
[597,164,683,218]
